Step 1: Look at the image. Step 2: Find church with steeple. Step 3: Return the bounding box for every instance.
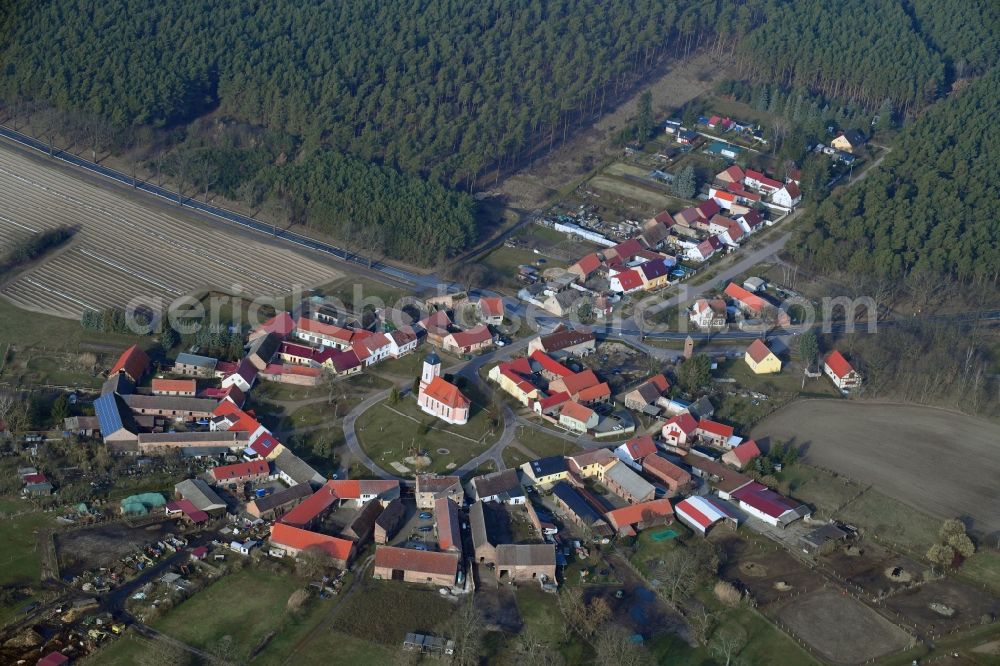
[416,352,470,425]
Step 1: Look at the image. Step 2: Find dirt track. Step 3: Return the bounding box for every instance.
[755,400,1000,535]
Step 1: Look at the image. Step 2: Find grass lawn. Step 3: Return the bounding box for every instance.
[0,504,55,626]
[958,551,1000,595]
[838,489,941,556]
[149,569,305,661]
[315,277,408,312]
[0,297,146,353]
[356,394,500,474]
[261,629,392,665]
[626,525,691,577]
[510,425,582,459]
[375,351,426,380]
[717,358,839,399]
[775,465,864,517]
[332,581,455,646]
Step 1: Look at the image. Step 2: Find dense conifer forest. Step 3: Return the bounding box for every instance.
[0,0,996,269]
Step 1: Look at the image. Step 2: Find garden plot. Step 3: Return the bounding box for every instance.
[0,145,342,319]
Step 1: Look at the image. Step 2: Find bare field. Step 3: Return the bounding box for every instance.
[775,588,912,664]
[755,401,1000,535]
[0,145,342,319]
[588,175,674,210]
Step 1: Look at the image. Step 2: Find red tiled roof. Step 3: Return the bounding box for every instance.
[270,523,354,561]
[210,459,269,482]
[530,350,572,377]
[694,299,726,316]
[215,360,239,375]
[605,498,673,529]
[825,350,855,379]
[622,434,657,460]
[558,369,600,396]
[746,339,774,364]
[718,165,745,183]
[783,182,801,199]
[698,419,735,439]
[419,310,452,332]
[695,200,721,219]
[576,382,611,402]
[110,345,149,381]
[435,497,461,552]
[608,238,644,261]
[448,324,493,348]
[152,378,196,393]
[644,454,691,483]
[256,312,295,337]
[315,347,363,373]
[324,480,363,499]
[279,483,340,528]
[559,400,595,423]
[23,473,47,484]
[615,269,644,291]
[422,376,470,409]
[724,282,767,313]
[536,391,570,410]
[212,401,263,434]
[730,439,761,465]
[297,316,346,339]
[167,499,209,523]
[664,413,698,434]
[572,253,603,276]
[647,373,670,393]
[374,545,460,576]
[479,297,505,318]
[250,432,282,458]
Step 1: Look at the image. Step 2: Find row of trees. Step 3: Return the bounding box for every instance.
[1,226,74,275]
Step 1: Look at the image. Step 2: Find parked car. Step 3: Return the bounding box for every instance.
[417,526,433,532]
[418,512,432,520]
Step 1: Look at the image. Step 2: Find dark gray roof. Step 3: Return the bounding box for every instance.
[101,373,135,396]
[175,478,226,512]
[375,498,406,530]
[496,543,556,567]
[471,469,523,501]
[528,455,567,479]
[175,353,218,369]
[123,394,219,413]
[273,449,324,486]
[552,481,602,524]
[248,333,281,364]
[469,501,493,550]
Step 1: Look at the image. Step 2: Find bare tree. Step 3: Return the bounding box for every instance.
[195,154,218,202]
[593,623,651,666]
[295,545,336,578]
[651,548,701,603]
[516,628,564,666]
[710,624,747,666]
[449,599,485,666]
[88,116,114,163]
[687,602,717,644]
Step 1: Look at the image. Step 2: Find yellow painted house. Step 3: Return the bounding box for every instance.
[744,339,782,374]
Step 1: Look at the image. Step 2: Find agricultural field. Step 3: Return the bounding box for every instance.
[756,400,1000,536]
[0,504,56,627]
[0,145,342,319]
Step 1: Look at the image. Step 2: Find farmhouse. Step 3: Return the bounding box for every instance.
[269,523,355,567]
[387,327,420,358]
[724,282,789,326]
[533,391,570,417]
[273,449,325,488]
[247,333,282,370]
[689,299,727,329]
[551,481,610,533]
[722,439,761,470]
[610,268,644,294]
[614,435,658,470]
[675,496,738,536]
[173,353,218,377]
[470,469,525,504]
[417,310,453,346]
[744,339,781,374]
[209,459,270,487]
[123,394,218,421]
[521,455,569,487]
[697,419,736,448]
[643,454,691,493]
[109,345,150,384]
[373,546,461,586]
[443,324,494,355]
[374,499,406,544]
[548,369,601,400]
[246,483,314,520]
[435,497,462,553]
[605,499,673,536]
[416,474,463,509]
[600,460,655,504]
[248,311,295,343]
[527,325,596,358]
[151,378,197,397]
[731,482,811,527]
[568,253,603,281]
[477,297,505,325]
[831,128,866,153]
[566,448,616,479]
[222,358,258,393]
[489,357,542,406]
[824,350,861,390]
[772,182,801,208]
[496,544,557,583]
[622,374,670,412]
[558,401,598,433]
[661,412,698,448]
[175,478,227,515]
[136,431,249,456]
[529,350,572,381]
